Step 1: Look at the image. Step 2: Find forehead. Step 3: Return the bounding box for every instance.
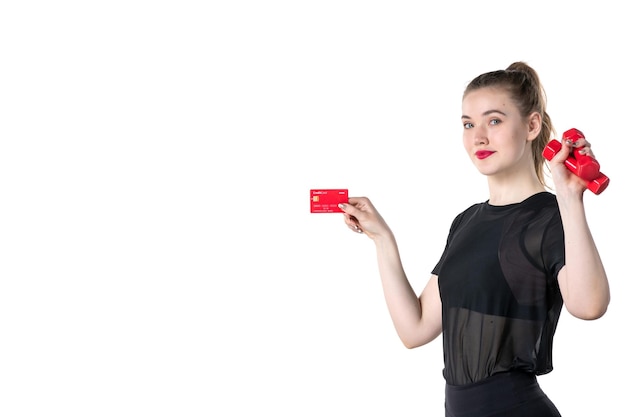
[462,87,516,115]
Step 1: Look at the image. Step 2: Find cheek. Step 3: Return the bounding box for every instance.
[514,137,530,155]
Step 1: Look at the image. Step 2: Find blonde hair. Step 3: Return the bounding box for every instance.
[463,62,556,188]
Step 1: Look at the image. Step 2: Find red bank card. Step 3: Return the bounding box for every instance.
[310,189,349,213]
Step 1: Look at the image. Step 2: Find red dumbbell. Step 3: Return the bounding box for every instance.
[542,128,610,195]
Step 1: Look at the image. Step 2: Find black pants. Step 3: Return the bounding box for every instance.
[445,371,561,417]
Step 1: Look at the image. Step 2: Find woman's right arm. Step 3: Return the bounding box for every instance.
[340,197,442,348]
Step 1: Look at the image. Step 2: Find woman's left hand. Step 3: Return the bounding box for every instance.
[548,136,596,197]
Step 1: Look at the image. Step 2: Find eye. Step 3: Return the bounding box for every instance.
[489,118,501,125]
[463,122,474,129]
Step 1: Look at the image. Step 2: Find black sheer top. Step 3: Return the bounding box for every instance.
[432,192,565,386]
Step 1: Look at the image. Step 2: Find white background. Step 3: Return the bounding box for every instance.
[1,1,623,416]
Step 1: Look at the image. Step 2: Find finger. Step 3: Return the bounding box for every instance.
[568,137,591,149]
[578,147,594,157]
[552,139,573,163]
[343,212,356,225]
[350,221,363,233]
[338,202,358,216]
[343,216,363,233]
[572,138,595,157]
[342,211,358,225]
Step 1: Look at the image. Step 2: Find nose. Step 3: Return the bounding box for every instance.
[473,126,488,146]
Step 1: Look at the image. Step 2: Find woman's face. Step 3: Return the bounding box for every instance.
[461,87,536,178]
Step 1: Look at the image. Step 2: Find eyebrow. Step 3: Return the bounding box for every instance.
[461,109,507,119]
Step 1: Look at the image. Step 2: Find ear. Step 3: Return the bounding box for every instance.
[527,111,542,141]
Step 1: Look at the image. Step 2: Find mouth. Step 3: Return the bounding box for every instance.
[475,150,495,160]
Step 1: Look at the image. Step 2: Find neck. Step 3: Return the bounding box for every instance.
[486,174,546,206]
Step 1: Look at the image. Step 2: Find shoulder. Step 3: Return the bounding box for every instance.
[448,202,484,231]
[522,192,560,217]
[455,201,485,218]
[521,192,563,231]
[524,191,557,207]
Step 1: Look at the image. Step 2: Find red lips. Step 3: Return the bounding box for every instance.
[475,150,495,160]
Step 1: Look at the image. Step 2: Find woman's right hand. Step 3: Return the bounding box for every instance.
[339,197,392,240]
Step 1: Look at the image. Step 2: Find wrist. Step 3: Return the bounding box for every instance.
[372,228,396,246]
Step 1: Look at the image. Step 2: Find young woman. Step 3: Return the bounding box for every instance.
[339,62,610,417]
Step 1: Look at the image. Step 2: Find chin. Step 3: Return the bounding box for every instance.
[472,163,495,176]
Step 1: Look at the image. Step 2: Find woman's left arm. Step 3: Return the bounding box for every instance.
[551,139,610,320]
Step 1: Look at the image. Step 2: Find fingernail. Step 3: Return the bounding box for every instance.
[338,204,344,209]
